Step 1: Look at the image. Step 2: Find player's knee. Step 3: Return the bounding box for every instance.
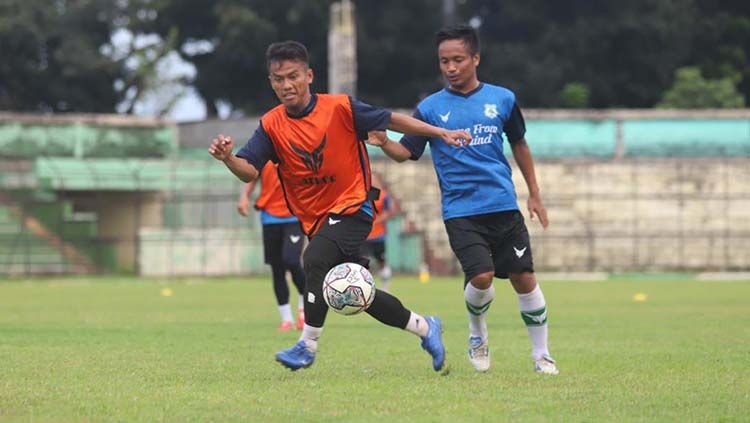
[470,271,494,289]
[509,272,537,293]
[302,246,332,276]
[302,248,321,273]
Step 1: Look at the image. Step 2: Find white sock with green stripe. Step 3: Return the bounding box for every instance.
[465,282,495,341]
[517,285,549,360]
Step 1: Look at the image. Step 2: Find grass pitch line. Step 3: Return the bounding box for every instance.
[536,272,608,281]
[696,272,750,281]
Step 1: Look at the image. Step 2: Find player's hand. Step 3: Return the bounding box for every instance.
[237,198,250,217]
[441,129,472,147]
[527,194,549,229]
[365,131,389,147]
[208,134,234,161]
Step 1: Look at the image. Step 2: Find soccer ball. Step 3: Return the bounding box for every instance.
[322,262,376,315]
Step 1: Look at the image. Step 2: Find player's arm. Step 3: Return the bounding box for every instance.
[366,108,443,162]
[389,112,470,147]
[507,104,549,228]
[209,134,260,182]
[374,196,395,224]
[237,179,258,217]
[366,131,412,162]
[210,124,277,184]
[351,98,468,160]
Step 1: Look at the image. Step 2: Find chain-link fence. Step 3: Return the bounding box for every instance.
[2,111,749,277]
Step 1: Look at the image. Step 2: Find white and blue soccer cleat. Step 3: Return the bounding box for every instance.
[468,336,490,372]
[534,354,559,375]
[420,316,447,373]
[275,340,315,371]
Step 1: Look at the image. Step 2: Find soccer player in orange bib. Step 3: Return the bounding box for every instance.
[209,40,471,372]
[237,162,305,331]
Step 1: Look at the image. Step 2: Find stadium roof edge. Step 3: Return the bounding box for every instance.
[0,112,176,128]
[388,108,750,120]
[522,108,750,120]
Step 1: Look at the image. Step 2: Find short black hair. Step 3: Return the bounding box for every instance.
[266,41,309,69]
[435,24,480,55]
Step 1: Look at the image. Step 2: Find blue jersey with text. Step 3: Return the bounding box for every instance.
[400,83,526,220]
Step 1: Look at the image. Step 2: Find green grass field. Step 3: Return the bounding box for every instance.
[1,276,748,422]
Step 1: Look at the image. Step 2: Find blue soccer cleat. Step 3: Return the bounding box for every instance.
[275,340,315,371]
[420,316,447,373]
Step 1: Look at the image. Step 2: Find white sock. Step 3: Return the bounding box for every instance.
[278,303,293,322]
[299,324,322,352]
[517,284,550,360]
[465,282,495,341]
[297,294,305,313]
[380,266,392,293]
[404,312,429,337]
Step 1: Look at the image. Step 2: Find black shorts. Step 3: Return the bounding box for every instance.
[444,210,534,280]
[361,239,386,264]
[313,210,373,268]
[262,222,304,265]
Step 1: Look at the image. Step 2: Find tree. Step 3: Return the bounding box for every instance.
[356,0,444,107]
[657,67,745,108]
[559,83,590,108]
[460,0,696,107]
[689,1,750,106]
[127,0,331,116]
[0,0,122,113]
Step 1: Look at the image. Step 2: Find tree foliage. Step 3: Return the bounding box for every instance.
[0,0,748,115]
[657,67,745,108]
[0,0,122,112]
[127,0,330,116]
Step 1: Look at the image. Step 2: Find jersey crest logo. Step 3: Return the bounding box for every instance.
[484,103,499,119]
[439,111,451,123]
[290,135,326,174]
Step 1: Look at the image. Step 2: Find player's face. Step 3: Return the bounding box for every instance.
[268,60,313,113]
[438,39,480,92]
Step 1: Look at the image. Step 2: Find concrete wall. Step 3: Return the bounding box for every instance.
[174,110,750,273]
[372,157,750,273]
[74,192,164,272]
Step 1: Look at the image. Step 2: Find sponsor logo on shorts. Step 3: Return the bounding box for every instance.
[513,246,527,258]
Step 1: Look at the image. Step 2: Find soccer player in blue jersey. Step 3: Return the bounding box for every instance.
[368,25,558,374]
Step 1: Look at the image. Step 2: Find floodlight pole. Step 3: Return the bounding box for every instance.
[328,0,357,96]
[443,0,456,25]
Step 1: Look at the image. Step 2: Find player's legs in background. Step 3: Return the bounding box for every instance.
[373,242,391,292]
[361,240,390,291]
[262,224,293,331]
[282,222,306,329]
[270,261,294,331]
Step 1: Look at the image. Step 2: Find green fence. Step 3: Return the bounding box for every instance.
[2,110,749,276]
[372,110,750,158]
